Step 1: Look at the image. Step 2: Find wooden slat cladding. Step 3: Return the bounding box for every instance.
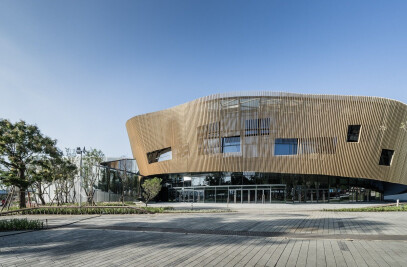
[125,92,407,185]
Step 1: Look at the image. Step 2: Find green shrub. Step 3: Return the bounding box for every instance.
[3,206,177,216]
[19,207,152,215]
[143,206,174,213]
[0,218,44,231]
[324,204,407,212]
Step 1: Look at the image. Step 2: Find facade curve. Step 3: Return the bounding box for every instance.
[126,92,407,202]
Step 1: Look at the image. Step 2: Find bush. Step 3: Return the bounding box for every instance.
[0,218,44,231]
[143,206,174,213]
[15,206,176,215]
[20,207,148,215]
[324,204,407,212]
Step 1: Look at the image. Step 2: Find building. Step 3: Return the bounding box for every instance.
[126,92,407,203]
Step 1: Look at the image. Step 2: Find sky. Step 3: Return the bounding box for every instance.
[1,0,406,158]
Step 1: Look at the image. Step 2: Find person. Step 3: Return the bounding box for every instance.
[1,199,5,206]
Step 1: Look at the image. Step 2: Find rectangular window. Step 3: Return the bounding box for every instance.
[245,119,258,136]
[379,149,394,166]
[347,125,361,142]
[299,137,337,154]
[245,118,270,136]
[240,98,260,111]
[222,136,241,153]
[147,147,172,164]
[274,138,298,155]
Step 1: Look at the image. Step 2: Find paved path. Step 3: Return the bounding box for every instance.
[1,206,407,266]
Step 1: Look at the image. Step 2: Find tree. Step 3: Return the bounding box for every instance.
[0,119,62,208]
[59,149,79,204]
[116,158,132,204]
[81,148,104,205]
[51,156,77,205]
[141,177,162,207]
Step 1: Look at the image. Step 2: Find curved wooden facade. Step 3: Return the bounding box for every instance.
[126,92,407,185]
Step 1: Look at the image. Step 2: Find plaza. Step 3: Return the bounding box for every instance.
[1,203,407,266]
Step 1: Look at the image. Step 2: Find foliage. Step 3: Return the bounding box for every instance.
[0,218,44,231]
[81,148,104,205]
[5,206,169,215]
[0,119,62,208]
[324,204,407,212]
[50,155,78,205]
[141,177,162,206]
[143,206,174,213]
[165,208,233,213]
[19,207,148,215]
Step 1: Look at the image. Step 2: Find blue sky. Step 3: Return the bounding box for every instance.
[1,0,406,157]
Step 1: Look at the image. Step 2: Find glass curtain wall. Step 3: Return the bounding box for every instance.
[166,172,385,203]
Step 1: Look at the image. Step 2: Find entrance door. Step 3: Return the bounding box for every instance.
[228,190,238,203]
[249,189,256,203]
[236,190,242,203]
[195,190,204,203]
[242,190,249,203]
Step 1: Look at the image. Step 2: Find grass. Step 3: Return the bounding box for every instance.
[0,218,44,231]
[324,204,407,212]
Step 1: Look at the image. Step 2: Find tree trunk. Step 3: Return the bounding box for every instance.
[37,183,46,205]
[19,189,26,208]
[18,168,27,208]
[38,194,46,205]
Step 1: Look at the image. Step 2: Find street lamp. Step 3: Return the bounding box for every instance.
[76,147,87,207]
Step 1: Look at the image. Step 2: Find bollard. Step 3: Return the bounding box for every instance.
[397,199,399,207]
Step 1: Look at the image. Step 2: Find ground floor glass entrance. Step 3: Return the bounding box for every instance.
[172,185,382,203]
[174,185,286,203]
[159,172,389,203]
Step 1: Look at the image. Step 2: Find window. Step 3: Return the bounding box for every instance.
[197,122,220,155]
[240,98,260,111]
[245,118,270,136]
[222,136,241,153]
[147,147,172,164]
[379,149,394,166]
[299,137,337,154]
[274,138,298,155]
[347,125,361,142]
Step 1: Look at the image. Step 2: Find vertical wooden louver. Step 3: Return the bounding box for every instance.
[126,92,407,185]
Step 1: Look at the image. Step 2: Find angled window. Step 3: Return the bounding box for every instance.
[379,149,394,166]
[347,125,361,142]
[147,147,172,164]
[222,136,241,153]
[274,138,298,155]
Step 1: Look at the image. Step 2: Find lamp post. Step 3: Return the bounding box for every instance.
[76,147,87,207]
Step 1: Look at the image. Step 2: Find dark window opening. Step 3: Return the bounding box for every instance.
[379,149,394,166]
[222,136,241,153]
[275,138,298,155]
[245,118,270,136]
[347,125,361,142]
[147,147,172,164]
